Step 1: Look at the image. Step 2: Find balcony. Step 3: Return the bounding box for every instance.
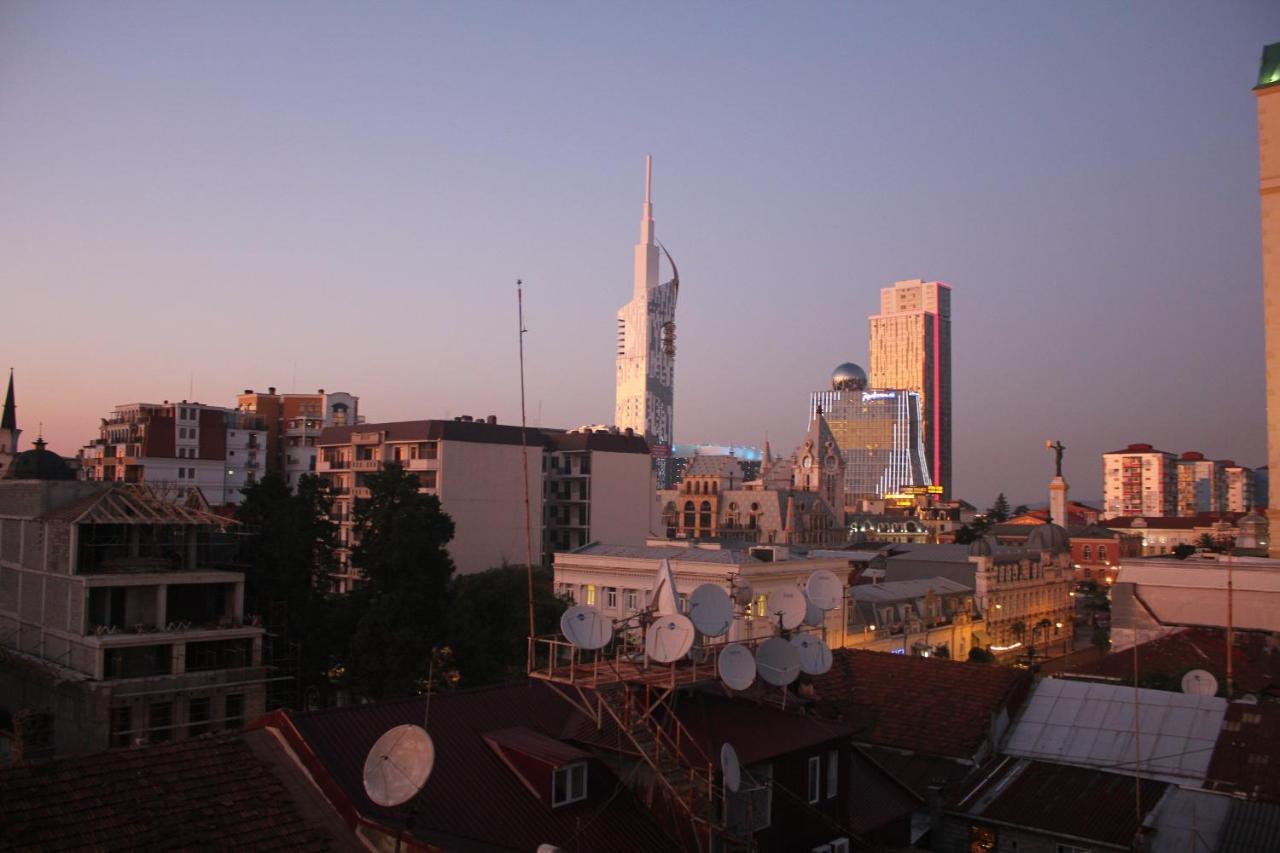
[353,487,371,499]
[318,459,349,471]
[404,458,437,470]
[353,459,382,471]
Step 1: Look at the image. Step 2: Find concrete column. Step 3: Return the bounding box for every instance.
[1049,476,1069,527]
[156,585,167,628]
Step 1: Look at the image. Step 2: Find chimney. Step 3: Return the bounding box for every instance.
[268,386,276,395]
[486,415,497,425]
[625,427,634,437]
[318,388,325,395]
[244,389,252,395]
[461,415,473,423]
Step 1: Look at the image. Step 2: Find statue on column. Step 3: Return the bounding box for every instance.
[1046,440,1065,478]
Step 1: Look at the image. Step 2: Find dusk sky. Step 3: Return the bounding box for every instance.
[4,2,1279,507]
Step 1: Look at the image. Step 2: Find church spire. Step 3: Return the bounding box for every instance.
[1,369,15,432]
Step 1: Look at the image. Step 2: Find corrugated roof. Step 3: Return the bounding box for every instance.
[809,648,1032,761]
[1004,678,1226,783]
[670,690,852,766]
[290,681,676,852]
[950,756,1168,848]
[848,577,972,602]
[1214,798,1280,852]
[0,732,340,851]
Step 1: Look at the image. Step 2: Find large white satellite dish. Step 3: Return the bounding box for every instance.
[755,636,802,686]
[767,586,806,630]
[791,635,834,675]
[730,576,754,607]
[653,558,681,616]
[560,605,613,650]
[362,724,435,808]
[689,584,734,637]
[806,570,842,611]
[718,643,756,690]
[721,743,742,793]
[647,614,696,663]
[1182,669,1219,696]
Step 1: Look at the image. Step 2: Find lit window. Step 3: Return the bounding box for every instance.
[755,594,767,617]
[552,762,588,806]
[584,585,596,606]
[807,755,821,803]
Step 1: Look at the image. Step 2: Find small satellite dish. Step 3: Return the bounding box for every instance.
[362,724,435,808]
[806,570,842,611]
[730,576,754,607]
[791,635,834,675]
[647,614,696,663]
[689,584,734,637]
[767,586,806,631]
[721,743,742,793]
[755,636,802,686]
[802,595,824,627]
[1181,669,1219,696]
[560,605,613,650]
[718,643,756,690]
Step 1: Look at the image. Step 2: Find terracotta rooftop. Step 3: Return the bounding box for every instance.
[948,756,1169,848]
[0,731,344,852]
[807,648,1033,761]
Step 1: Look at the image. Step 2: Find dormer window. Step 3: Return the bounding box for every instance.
[552,762,587,807]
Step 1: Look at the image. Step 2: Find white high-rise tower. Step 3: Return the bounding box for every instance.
[615,156,678,482]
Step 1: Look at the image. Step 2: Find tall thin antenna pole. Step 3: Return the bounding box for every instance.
[1226,543,1235,699]
[517,280,536,643]
[1133,637,1143,832]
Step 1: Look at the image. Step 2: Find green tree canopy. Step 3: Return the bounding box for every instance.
[447,566,568,688]
[986,493,1011,523]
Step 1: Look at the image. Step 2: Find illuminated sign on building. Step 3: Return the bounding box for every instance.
[861,391,897,402]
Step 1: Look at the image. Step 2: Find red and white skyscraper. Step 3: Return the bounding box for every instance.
[868,279,953,496]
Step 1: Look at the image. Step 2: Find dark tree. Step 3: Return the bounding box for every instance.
[953,516,992,544]
[986,493,1011,523]
[1012,504,1029,517]
[343,464,457,699]
[968,647,996,663]
[447,565,568,688]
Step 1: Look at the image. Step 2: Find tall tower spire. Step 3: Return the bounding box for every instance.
[2,369,15,432]
[634,155,659,297]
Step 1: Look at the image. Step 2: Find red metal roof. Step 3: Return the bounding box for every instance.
[0,732,341,851]
[808,649,1033,761]
[288,681,677,852]
[949,756,1169,847]
[669,690,852,766]
[1206,702,1280,802]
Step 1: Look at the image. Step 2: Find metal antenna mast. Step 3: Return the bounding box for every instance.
[517,280,536,642]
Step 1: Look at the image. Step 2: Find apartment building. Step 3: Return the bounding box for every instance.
[0,477,267,756]
[235,387,360,490]
[317,417,653,588]
[1102,443,1177,519]
[1222,462,1255,512]
[80,401,267,507]
[1175,451,1226,516]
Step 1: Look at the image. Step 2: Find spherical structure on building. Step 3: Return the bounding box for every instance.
[5,438,75,481]
[831,362,868,392]
[968,535,999,557]
[1238,510,1268,550]
[1026,522,1070,556]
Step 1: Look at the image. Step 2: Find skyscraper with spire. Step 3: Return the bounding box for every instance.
[614,156,679,484]
[0,370,20,478]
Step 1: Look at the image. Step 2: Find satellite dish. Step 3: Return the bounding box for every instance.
[560,605,613,650]
[791,635,834,675]
[755,636,802,686]
[721,743,742,793]
[689,584,734,637]
[362,724,435,808]
[653,558,680,616]
[1182,669,1219,696]
[730,576,754,607]
[767,586,806,630]
[802,595,824,627]
[806,570,842,611]
[647,614,696,663]
[718,643,756,690]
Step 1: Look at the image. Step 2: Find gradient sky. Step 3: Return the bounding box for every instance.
[4,2,1279,507]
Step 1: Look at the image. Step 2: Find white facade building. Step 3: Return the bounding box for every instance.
[1102,443,1177,519]
[1223,463,1255,512]
[615,157,678,483]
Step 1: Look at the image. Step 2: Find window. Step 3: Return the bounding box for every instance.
[149,702,173,743]
[421,470,437,488]
[552,762,588,806]
[583,585,597,606]
[807,755,821,803]
[225,694,244,729]
[1082,544,1092,561]
[188,468,195,479]
[826,749,838,799]
[625,589,638,611]
[110,706,133,748]
[755,594,767,617]
[188,697,211,736]
[178,468,185,479]
[683,501,696,529]
[1098,545,1108,561]
[699,500,712,530]
[605,587,618,610]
